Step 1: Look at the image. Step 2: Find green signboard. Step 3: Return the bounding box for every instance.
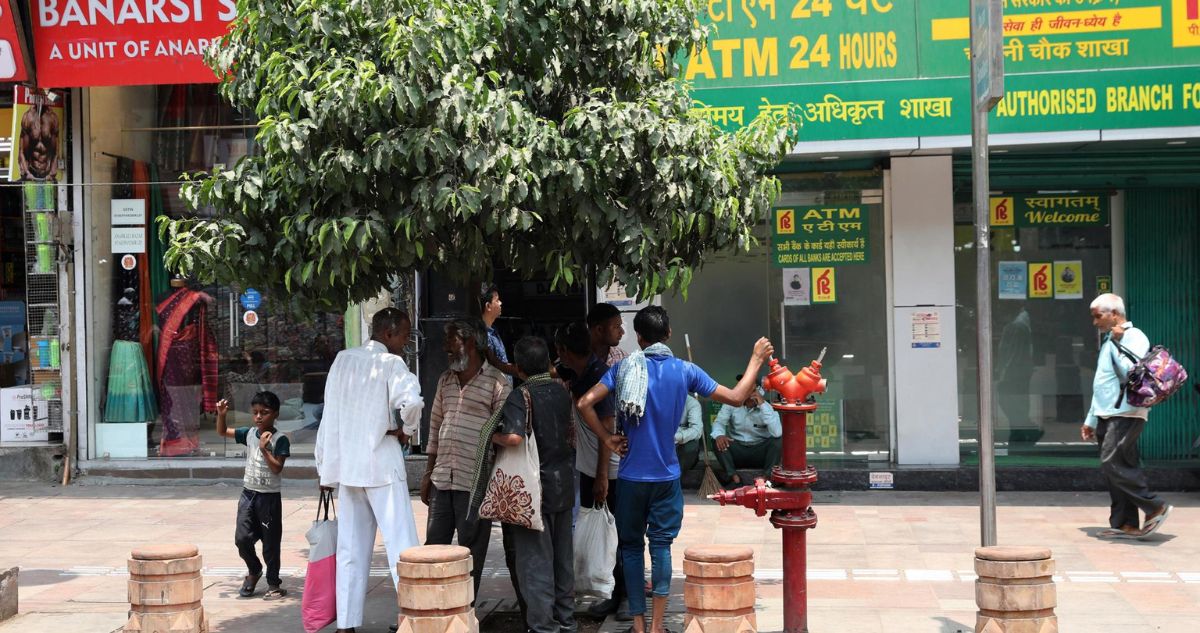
[687,0,1200,141]
[771,204,872,267]
[989,193,1110,227]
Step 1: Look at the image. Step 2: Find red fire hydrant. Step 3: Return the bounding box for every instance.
[710,349,827,633]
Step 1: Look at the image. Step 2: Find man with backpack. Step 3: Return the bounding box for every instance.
[1080,293,1172,539]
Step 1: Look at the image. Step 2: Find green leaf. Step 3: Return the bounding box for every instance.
[167,0,796,317]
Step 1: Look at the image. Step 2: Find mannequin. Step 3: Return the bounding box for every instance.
[155,276,217,456]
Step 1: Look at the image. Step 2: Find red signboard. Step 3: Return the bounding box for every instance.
[30,0,236,87]
[0,2,29,82]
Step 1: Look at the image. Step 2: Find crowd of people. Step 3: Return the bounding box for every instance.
[213,290,1174,632]
[216,284,775,633]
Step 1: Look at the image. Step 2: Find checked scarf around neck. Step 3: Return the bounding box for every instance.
[615,342,674,426]
[466,373,555,523]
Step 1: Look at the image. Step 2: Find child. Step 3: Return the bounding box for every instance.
[215,392,290,599]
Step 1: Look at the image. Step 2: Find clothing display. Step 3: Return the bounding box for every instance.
[107,158,164,426]
[155,286,218,456]
[103,340,158,422]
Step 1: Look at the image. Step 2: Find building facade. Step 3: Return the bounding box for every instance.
[0,1,1195,479]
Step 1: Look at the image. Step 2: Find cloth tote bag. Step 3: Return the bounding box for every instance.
[302,489,338,633]
[479,387,544,531]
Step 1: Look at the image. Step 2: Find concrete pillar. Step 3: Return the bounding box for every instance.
[974,546,1058,633]
[889,155,961,466]
[683,545,757,633]
[396,545,478,633]
[125,544,207,633]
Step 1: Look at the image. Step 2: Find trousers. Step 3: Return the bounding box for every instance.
[425,486,492,600]
[1097,416,1165,530]
[336,480,420,629]
[715,437,782,481]
[234,489,282,586]
[511,508,577,633]
[614,479,683,617]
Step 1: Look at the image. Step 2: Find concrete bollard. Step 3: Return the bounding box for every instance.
[396,545,478,633]
[0,567,17,622]
[683,545,757,633]
[974,546,1058,633]
[125,544,207,633]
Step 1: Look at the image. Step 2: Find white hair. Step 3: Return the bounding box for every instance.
[1090,293,1125,316]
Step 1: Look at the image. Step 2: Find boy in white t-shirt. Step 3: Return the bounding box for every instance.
[216,391,290,599]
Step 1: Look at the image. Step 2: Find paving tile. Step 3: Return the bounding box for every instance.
[1,483,1198,632]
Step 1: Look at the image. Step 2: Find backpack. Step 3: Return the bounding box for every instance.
[1112,341,1189,408]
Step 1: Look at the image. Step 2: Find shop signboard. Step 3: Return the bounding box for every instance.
[29,0,238,87]
[771,204,871,267]
[0,1,29,81]
[688,1,1200,141]
[989,194,1109,227]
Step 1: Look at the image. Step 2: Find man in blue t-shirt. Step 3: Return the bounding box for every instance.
[577,306,773,633]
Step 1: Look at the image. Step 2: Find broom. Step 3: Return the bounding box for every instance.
[685,334,723,500]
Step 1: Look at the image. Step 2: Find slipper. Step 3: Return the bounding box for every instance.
[263,585,287,600]
[1097,528,1141,540]
[1144,504,1173,531]
[238,573,261,598]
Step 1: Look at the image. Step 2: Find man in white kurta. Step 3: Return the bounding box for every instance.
[316,308,423,632]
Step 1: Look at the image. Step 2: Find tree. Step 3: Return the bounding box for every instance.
[163,0,799,314]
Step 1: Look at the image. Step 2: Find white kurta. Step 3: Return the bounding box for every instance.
[315,340,423,628]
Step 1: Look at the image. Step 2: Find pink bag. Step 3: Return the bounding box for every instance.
[302,490,338,633]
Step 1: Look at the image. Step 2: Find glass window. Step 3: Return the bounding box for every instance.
[768,171,889,465]
[954,193,1113,465]
[87,85,346,459]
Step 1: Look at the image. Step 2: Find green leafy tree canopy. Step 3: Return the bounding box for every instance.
[164,0,799,314]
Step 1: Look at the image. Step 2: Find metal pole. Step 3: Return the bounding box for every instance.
[970,8,998,548]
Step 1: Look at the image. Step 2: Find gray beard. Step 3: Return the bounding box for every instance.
[448,355,468,372]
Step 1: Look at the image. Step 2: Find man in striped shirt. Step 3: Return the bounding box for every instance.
[421,318,511,598]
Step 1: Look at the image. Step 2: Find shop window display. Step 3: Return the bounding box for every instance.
[89,85,345,459]
[0,87,67,446]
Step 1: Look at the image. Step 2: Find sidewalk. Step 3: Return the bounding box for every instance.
[0,481,1197,632]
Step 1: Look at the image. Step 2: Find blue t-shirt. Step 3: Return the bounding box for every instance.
[600,355,718,482]
[486,327,509,364]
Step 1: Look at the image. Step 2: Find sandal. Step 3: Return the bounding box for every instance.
[263,585,288,600]
[1097,527,1142,540]
[238,573,261,597]
[1142,504,1173,536]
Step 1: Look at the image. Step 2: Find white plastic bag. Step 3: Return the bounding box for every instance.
[573,504,618,598]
